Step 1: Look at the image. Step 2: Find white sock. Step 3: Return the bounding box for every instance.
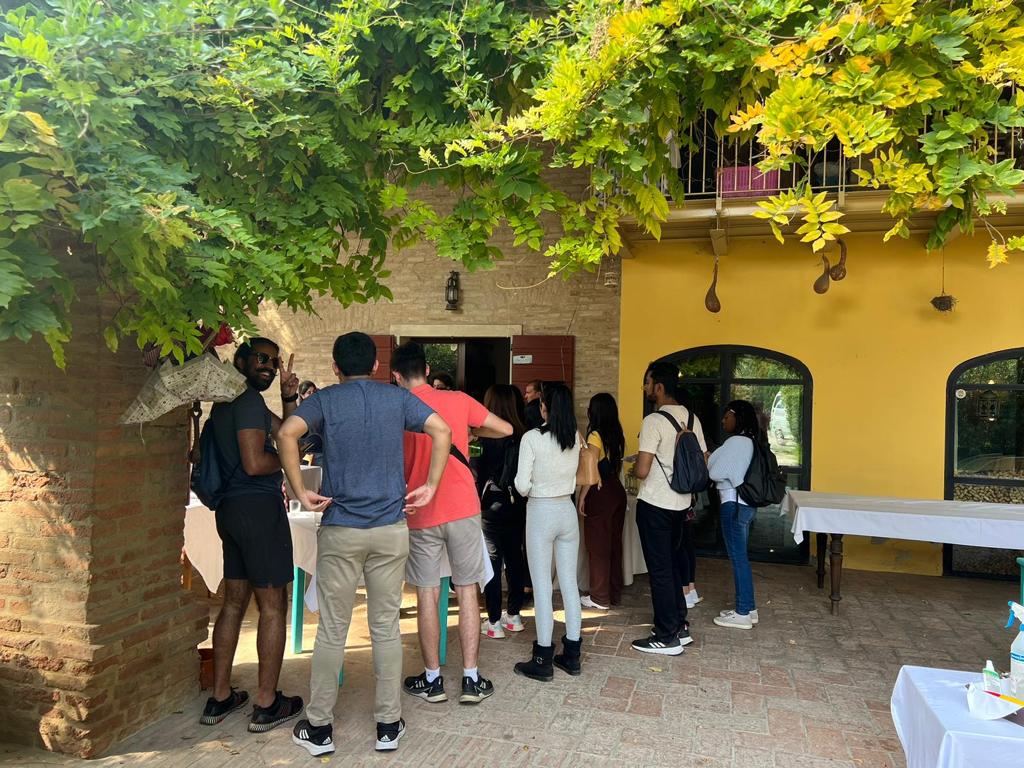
[463,667,478,682]
[424,667,440,683]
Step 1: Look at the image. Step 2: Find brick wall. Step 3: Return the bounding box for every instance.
[255,168,622,416]
[0,251,207,757]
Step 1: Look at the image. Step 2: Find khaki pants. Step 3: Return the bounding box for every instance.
[307,521,409,726]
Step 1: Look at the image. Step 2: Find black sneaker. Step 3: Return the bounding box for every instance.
[199,688,248,725]
[375,718,406,751]
[649,625,695,646]
[459,674,495,704]
[248,691,304,733]
[403,672,448,702]
[292,719,335,756]
[631,635,684,656]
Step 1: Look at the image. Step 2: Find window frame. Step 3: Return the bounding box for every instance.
[943,347,1024,577]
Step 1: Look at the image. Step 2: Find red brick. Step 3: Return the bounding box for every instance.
[0,253,205,759]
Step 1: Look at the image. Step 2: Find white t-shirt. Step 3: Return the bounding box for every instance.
[637,405,708,511]
[515,429,581,499]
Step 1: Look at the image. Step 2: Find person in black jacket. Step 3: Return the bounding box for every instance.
[523,379,544,430]
[477,385,529,638]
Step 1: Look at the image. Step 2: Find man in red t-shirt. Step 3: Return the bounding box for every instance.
[391,342,512,706]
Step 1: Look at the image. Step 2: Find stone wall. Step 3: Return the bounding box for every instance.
[0,251,207,757]
[256,169,623,413]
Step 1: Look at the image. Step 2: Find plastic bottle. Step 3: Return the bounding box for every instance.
[983,660,1001,693]
[1004,602,1024,694]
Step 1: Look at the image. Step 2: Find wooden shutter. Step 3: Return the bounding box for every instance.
[369,335,396,383]
[511,335,575,394]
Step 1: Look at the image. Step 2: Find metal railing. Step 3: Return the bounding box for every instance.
[654,114,1024,203]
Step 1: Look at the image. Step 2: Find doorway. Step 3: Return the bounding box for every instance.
[415,338,511,401]
[650,345,813,565]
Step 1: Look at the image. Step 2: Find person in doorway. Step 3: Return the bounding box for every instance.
[523,379,544,430]
[513,383,584,681]
[631,361,707,655]
[431,371,455,390]
[577,393,627,610]
[278,332,453,755]
[476,385,529,638]
[391,342,513,705]
[200,339,305,732]
[709,400,759,630]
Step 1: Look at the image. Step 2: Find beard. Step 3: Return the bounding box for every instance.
[248,371,274,391]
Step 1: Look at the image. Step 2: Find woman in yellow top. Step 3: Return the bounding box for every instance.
[577,393,627,610]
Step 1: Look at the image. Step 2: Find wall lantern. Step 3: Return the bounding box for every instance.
[445,271,460,311]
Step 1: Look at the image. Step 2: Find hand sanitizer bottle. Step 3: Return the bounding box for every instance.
[1005,602,1024,695]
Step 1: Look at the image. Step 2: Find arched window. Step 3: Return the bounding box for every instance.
[652,346,812,564]
[945,349,1024,577]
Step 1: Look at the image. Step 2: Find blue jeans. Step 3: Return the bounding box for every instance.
[720,501,756,615]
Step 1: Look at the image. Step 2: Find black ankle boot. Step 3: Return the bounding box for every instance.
[553,635,582,676]
[514,642,553,682]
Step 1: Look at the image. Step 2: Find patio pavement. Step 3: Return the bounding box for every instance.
[0,557,1014,767]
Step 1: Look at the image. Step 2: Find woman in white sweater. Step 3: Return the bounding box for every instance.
[708,400,759,630]
[512,383,583,681]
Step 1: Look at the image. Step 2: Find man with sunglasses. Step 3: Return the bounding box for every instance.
[200,337,304,733]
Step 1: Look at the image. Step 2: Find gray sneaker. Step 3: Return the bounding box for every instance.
[719,608,759,625]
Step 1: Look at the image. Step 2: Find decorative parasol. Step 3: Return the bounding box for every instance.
[119,353,247,424]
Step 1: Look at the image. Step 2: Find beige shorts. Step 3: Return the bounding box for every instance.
[406,514,486,588]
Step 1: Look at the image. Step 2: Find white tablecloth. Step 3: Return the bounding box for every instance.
[183,500,492,612]
[183,501,320,604]
[891,666,1024,768]
[783,491,1024,548]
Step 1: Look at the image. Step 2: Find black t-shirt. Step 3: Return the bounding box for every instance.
[210,386,283,499]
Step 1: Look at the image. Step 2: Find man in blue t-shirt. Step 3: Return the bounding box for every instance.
[277,332,452,756]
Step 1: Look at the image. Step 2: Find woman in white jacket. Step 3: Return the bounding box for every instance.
[512,383,583,681]
[708,400,760,630]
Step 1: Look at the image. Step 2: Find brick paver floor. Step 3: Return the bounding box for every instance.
[0,558,1014,767]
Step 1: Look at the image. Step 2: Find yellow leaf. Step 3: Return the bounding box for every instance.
[21,111,54,137]
[987,241,1009,268]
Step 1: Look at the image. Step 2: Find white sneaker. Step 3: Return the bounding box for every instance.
[500,613,525,632]
[713,610,754,630]
[480,619,505,639]
[580,595,609,610]
[719,608,758,625]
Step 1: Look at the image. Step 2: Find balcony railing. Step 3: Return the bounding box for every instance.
[651,113,1024,203]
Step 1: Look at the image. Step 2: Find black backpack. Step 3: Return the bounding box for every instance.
[190,415,237,510]
[737,436,787,507]
[476,438,521,510]
[654,409,710,495]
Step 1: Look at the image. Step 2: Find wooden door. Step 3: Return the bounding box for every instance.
[369,335,396,383]
[510,335,575,394]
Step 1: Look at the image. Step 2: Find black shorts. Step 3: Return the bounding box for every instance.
[215,493,293,588]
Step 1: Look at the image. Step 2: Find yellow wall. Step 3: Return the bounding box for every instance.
[619,230,1024,575]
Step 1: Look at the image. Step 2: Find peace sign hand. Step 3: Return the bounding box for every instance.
[280,353,299,399]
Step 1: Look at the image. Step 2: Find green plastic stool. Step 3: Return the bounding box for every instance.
[291,567,343,685]
[1017,557,1024,604]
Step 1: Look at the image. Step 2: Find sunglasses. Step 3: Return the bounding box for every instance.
[252,352,280,369]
